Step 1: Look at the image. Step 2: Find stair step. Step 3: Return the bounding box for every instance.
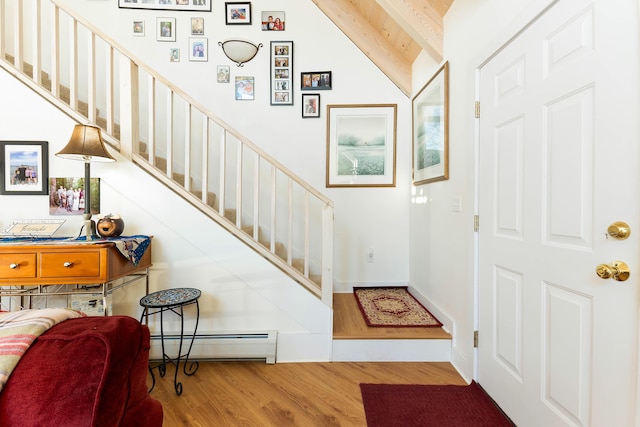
[191,190,217,207]
[331,293,451,362]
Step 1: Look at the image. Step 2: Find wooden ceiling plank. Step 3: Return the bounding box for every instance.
[375,0,444,61]
[312,0,412,96]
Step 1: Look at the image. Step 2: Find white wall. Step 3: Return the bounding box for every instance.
[410,0,557,381]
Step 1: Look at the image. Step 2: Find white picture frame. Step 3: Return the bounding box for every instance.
[189,37,208,61]
[156,17,176,42]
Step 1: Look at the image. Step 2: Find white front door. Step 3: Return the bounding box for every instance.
[477,0,639,426]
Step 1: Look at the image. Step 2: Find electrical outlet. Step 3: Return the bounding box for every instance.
[367,248,374,263]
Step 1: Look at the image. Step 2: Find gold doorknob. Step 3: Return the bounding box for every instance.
[607,221,630,240]
[595,261,630,281]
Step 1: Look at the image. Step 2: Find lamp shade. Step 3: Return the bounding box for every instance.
[56,124,115,163]
[219,40,262,66]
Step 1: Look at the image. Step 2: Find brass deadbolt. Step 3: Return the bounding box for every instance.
[595,261,630,282]
[607,222,630,240]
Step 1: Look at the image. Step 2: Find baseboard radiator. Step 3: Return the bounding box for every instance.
[149,331,277,364]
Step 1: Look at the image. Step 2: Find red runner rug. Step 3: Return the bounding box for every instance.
[353,287,442,327]
[360,382,514,427]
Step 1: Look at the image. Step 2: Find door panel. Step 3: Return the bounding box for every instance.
[478,0,639,426]
[543,283,592,425]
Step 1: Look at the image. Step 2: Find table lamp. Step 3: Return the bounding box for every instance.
[56,124,116,240]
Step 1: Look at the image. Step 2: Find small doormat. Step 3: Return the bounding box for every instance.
[353,287,442,327]
[360,382,515,427]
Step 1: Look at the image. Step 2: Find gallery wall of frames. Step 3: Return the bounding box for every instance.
[121,1,329,119]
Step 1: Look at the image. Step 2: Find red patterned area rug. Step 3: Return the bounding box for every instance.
[353,287,442,327]
[360,382,515,427]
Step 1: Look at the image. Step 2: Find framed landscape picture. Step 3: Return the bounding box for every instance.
[326,104,397,188]
[412,61,449,185]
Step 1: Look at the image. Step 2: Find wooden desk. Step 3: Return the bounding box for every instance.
[0,238,152,313]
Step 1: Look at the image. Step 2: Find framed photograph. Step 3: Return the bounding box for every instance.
[118,0,211,12]
[235,76,255,100]
[191,17,204,35]
[0,141,49,195]
[412,61,449,185]
[261,11,285,31]
[326,104,397,188]
[301,71,331,90]
[302,94,320,118]
[49,177,101,216]
[189,37,208,61]
[225,2,251,25]
[170,48,180,62]
[156,18,176,42]
[217,65,230,83]
[270,41,293,105]
[132,20,145,37]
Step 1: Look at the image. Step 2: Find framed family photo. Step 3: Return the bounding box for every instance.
[157,17,176,42]
[49,177,101,216]
[301,71,331,90]
[119,0,211,12]
[302,94,320,118]
[326,104,397,188]
[191,17,204,35]
[412,61,449,185]
[235,76,255,100]
[270,41,293,105]
[132,20,145,37]
[261,11,285,30]
[217,65,230,83]
[0,141,49,195]
[189,37,208,61]
[225,2,251,25]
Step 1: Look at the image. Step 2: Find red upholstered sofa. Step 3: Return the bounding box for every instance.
[0,315,163,427]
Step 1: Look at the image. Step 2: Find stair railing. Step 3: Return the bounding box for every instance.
[0,0,333,304]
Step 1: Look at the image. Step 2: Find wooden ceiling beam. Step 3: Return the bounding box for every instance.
[311,0,412,97]
[375,0,444,61]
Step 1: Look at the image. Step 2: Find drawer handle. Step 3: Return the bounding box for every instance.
[9,263,19,269]
[63,261,74,268]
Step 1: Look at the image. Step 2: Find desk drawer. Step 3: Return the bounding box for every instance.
[0,253,37,279]
[39,251,102,278]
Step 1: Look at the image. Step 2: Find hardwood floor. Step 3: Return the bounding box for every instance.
[150,361,466,426]
[150,293,463,426]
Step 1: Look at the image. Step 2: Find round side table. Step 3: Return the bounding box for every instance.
[140,287,201,396]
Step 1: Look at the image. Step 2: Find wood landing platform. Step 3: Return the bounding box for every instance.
[332,293,451,340]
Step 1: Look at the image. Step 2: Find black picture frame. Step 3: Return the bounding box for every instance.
[301,71,332,90]
[0,141,49,195]
[302,94,320,118]
[270,41,293,105]
[118,0,212,12]
[225,2,252,25]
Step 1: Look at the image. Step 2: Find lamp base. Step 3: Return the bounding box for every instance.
[80,214,99,240]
